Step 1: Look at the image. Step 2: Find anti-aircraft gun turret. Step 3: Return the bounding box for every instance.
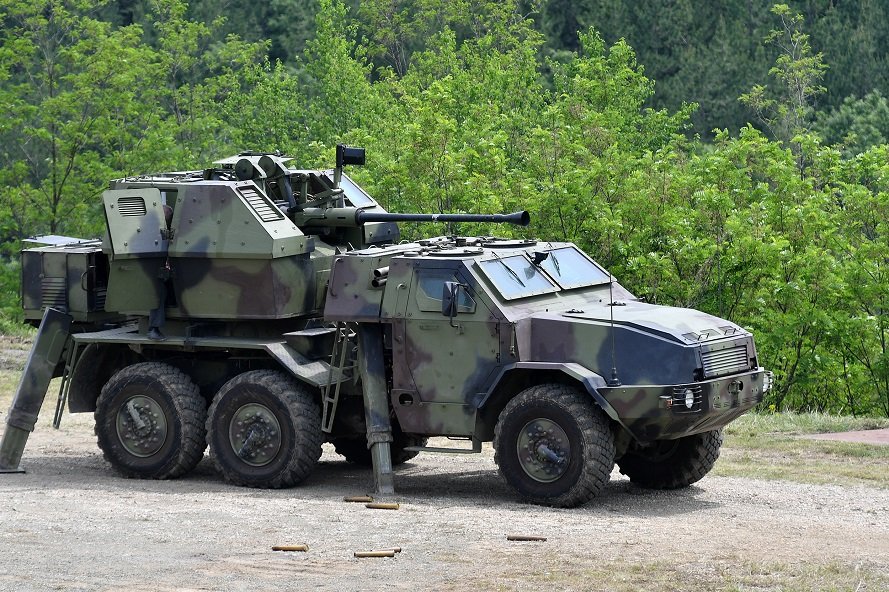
[2,145,770,508]
[1,146,531,493]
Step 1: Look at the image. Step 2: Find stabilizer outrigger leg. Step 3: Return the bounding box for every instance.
[356,323,395,495]
[0,308,72,473]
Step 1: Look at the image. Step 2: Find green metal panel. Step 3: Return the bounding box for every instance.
[168,183,310,259]
[105,257,164,314]
[103,188,166,259]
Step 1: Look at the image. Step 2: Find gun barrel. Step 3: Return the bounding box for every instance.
[356,210,530,226]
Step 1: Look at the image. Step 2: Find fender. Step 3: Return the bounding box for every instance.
[480,361,629,431]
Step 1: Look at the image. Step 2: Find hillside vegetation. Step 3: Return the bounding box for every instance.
[2,1,888,416]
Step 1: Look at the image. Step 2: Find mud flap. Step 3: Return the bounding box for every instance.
[357,323,395,495]
[0,308,73,472]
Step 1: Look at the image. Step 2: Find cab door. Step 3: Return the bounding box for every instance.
[390,264,501,436]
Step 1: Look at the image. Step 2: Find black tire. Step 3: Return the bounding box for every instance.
[493,383,615,508]
[95,362,207,479]
[206,370,321,488]
[617,429,723,489]
[332,432,429,466]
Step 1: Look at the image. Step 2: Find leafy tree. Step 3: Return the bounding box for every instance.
[298,0,377,153]
[833,146,889,416]
[145,0,265,168]
[740,3,827,156]
[0,0,159,241]
[815,91,889,157]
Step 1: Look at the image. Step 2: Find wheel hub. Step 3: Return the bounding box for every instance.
[516,418,570,483]
[115,395,168,458]
[228,403,281,467]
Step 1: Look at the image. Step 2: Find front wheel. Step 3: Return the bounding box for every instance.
[95,362,207,479]
[617,429,723,489]
[493,384,615,508]
[207,370,321,488]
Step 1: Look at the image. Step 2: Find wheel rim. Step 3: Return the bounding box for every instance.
[228,403,282,467]
[516,418,571,483]
[115,395,168,458]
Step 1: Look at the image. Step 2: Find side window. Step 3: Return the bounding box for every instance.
[415,270,476,314]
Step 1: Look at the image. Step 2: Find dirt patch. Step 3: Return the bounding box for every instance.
[801,428,889,445]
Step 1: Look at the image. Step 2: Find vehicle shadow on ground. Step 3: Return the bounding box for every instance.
[7,452,722,516]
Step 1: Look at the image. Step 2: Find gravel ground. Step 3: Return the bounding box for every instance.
[1,334,888,591]
[1,405,888,592]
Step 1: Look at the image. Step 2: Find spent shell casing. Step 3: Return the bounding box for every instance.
[272,544,309,552]
[354,550,396,558]
[365,502,399,510]
[343,495,374,503]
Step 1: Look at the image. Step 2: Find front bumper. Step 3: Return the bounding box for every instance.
[595,368,771,442]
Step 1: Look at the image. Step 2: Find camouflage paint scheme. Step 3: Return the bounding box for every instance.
[9,149,770,490]
[103,181,320,319]
[324,237,767,443]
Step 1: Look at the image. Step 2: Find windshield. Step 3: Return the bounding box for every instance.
[477,255,559,300]
[539,246,611,289]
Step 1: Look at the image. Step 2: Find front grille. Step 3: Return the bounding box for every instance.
[239,187,283,222]
[701,344,749,378]
[670,385,703,413]
[41,277,67,308]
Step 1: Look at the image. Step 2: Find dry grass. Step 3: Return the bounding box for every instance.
[716,412,889,487]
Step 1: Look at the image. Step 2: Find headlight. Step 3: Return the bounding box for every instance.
[683,388,695,409]
[762,371,774,393]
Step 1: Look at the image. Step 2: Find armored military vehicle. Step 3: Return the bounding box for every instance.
[1,146,772,507]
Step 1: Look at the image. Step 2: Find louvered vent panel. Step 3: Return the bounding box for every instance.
[239,187,283,222]
[94,288,107,311]
[701,344,750,378]
[41,277,67,308]
[117,196,147,216]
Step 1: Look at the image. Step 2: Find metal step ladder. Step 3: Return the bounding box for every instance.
[321,322,357,433]
[52,340,84,429]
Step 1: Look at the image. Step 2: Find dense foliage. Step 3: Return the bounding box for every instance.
[2,0,889,417]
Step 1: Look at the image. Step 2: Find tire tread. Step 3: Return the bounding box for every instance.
[617,429,723,489]
[206,370,321,489]
[94,362,206,480]
[493,383,615,507]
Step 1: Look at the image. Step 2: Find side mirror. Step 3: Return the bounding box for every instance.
[442,281,461,326]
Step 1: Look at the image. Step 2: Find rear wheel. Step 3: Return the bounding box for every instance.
[493,383,615,508]
[95,362,207,479]
[617,429,723,489]
[207,370,321,488]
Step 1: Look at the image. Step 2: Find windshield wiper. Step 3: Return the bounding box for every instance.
[549,249,561,276]
[495,255,526,287]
